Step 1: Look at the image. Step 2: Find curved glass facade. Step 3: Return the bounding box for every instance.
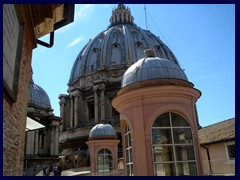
[151,112,197,176]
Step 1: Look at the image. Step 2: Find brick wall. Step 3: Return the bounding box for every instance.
[3,22,33,175]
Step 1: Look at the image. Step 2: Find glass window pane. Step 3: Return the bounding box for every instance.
[129,148,132,162]
[126,164,130,175]
[97,149,113,173]
[171,113,189,127]
[173,128,193,144]
[153,146,174,162]
[154,163,176,176]
[227,144,235,159]
[153,113,170,127]
[152,128,172,144]
[126,149,130,163]
[130,164,134,176]
[151,112,198,176]
[125,133,128,148]
[177,162,197,176]
[129,134,132,146]
[126,164,134,176]
[175,145,196,161]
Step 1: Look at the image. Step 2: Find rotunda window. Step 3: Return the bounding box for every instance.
[124,124,134,176]
[97,149,113,175]
[151,112,198,176]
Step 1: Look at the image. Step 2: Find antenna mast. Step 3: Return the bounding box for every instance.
[144,4,148,30]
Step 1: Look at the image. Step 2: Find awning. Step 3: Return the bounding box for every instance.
[26,116,45,131]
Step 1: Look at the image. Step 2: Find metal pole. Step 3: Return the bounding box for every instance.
[144,4,148,30]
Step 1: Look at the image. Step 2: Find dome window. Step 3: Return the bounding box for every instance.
[113,43,119,48]
[147,31,152,35]
[135,42,142,49]
[131,28,137,33]
[93,48,98,53]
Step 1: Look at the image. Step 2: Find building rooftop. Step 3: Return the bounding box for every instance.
[198,118,235,145]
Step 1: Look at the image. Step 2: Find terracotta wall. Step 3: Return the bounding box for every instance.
[200,142,235,175]
[113,85,203,176]
[87,139,120,175]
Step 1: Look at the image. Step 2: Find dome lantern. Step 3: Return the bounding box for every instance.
[109,4,134,28]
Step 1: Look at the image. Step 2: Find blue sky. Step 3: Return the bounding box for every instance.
[32,4,235,127]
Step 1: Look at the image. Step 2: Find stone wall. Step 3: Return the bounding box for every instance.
[3,32,33,175]
[3,5,34,175]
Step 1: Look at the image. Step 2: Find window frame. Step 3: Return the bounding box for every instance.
[96,148,114,175]
[3,4,24,102]
[124,124,134,176]
[151,112,198,176]
[225,141,235,164]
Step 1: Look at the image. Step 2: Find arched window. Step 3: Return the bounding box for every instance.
[112,43,121,65]
[151,112,197,176]
[97,149,113,175]
[124,124,133,176]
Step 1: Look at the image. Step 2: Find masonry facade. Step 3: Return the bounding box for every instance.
[58,5,202,171]
[3,4,74,176]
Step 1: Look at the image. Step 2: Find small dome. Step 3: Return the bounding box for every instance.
[28,78,52,109]
[122,49,188,87]
[89,124,117,139]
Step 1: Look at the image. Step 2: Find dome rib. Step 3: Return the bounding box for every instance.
[123,26,133,64]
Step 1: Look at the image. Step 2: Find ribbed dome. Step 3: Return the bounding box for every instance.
[68,4,180,86]
[28,78,51,109]
[122,49,188,87]
[89,124,117,139]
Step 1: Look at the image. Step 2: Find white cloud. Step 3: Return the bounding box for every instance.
[65,36,84,49]
[75,4,95,22]
[55,23,73,34]
[55,4,95,34]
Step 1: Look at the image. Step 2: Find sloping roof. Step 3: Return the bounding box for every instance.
[198,118,235,145]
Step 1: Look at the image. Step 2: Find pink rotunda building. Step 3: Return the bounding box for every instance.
[112,49,203,176]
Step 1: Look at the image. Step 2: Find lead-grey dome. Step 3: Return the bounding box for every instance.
[68,4,181,87]
[89,124,117,139]
[122,49,188,87]
[28,78,52,109]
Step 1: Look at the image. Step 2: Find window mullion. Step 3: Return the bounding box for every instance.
[169,112,178,176]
